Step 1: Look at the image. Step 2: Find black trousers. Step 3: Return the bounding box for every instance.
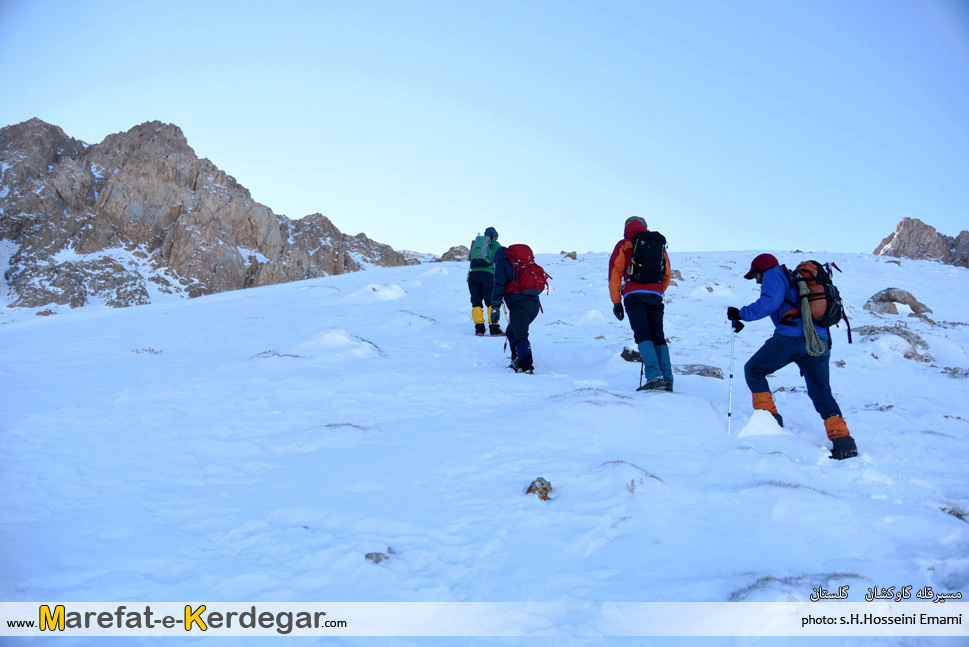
[624,292,666,346]
[468,271,495,308]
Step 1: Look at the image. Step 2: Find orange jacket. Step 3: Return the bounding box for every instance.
[608,220,671,303]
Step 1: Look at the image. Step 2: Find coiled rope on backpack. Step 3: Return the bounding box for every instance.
[798,281,827,357]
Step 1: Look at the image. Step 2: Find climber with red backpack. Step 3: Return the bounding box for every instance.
[727,253,858,460]
[609,217,674,391]
[491,243,550,374]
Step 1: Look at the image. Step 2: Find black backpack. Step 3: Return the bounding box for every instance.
[628,230,667,283]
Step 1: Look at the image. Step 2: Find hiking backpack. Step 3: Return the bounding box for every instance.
[627,230,667,283]
[469,235,496,268]
[782,260,852,342]
[504,244,551,295]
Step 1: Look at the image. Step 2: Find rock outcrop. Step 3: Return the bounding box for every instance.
[874,218,969,267]
[526,477,553,501]
[0,118,410,308]
[854,324,934,363]
[440,245,468,262]
[864,288,933,316]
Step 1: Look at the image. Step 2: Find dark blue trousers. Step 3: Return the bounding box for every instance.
[744,333,843,420]
[506,298,540,369]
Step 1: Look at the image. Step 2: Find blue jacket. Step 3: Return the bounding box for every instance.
[739,265,829,340]
[491,247,541,307]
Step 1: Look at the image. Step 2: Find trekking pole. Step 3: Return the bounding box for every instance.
[728,333,735,435]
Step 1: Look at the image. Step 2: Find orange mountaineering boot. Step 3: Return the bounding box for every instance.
[752,391,784,427]
[825,416,858,460]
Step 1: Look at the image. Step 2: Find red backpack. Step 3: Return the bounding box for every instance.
[503,244,551,295]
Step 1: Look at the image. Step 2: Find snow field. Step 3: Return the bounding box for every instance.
[1,250,967,646]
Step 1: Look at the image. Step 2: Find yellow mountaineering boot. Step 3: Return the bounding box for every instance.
[472,306,485,336]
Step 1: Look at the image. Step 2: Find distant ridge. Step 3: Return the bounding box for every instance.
[874,218,969,268]
[0,118,415,309]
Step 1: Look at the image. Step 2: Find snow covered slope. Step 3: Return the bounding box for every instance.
[1,250,967,646]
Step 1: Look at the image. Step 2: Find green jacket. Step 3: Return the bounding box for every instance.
[469,237,501,274]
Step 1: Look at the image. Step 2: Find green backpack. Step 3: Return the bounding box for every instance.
[469,235,496,268]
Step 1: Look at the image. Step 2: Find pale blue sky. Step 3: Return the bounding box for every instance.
[2,0,967,255]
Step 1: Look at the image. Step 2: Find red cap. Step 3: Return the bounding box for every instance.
[744,253,778,279]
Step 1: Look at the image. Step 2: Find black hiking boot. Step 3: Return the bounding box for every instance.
[664,382,674,392]
[637,377,667,392]
[510,357,534,374]
[489,324,503,336]
[830,436,858,460]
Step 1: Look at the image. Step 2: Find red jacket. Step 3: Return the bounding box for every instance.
[608,219,671,303]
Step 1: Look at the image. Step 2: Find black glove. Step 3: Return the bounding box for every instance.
[613,302,625,321]
[731,319,745,333]
[727,307,742,321]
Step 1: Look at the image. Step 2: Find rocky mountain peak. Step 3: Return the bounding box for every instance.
[1,117,77,150]
[0,118,85,185]
[874,218,969,268]
[0,118,413,310]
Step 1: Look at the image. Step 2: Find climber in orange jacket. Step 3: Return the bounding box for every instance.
[609,217,673,391]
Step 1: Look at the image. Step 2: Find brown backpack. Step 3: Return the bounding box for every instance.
[781,260,851,341]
